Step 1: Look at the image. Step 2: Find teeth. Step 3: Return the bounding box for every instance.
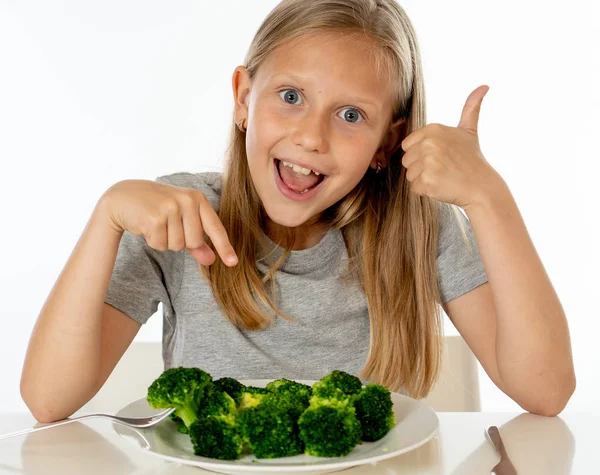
[281,160,320,176]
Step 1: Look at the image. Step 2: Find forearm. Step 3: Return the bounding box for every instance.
[20,196,124,422]
[464,181,576,414]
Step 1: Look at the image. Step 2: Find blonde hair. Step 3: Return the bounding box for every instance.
[200,0,470,398]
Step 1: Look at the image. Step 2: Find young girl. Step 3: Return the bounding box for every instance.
[20,0,575,423]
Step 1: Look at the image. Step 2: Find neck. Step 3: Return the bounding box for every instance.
[264,217,329,251]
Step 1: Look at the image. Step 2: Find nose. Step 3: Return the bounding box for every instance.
[290,108,329,154]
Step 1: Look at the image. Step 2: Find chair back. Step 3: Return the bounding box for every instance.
[423,335,481,411]
[81,335,480,413]
[80,341,163,414]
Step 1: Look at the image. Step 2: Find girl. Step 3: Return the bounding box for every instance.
[20,0,575,423]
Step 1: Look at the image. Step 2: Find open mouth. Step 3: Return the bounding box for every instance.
[274,158,326,194]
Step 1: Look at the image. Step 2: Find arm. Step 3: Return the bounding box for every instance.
[445,180,576,416]
[20,195,138,422]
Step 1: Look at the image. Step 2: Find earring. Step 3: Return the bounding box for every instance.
[375,161,383,174]
[236,118,247,133]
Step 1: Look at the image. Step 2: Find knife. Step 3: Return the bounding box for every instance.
[486,426,518,475]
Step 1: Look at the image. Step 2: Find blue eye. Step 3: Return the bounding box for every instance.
[278,88,365,124]
[279,89,302,105]
[338,107,364,124]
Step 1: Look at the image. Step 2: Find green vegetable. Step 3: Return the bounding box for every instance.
[237,394,304,458]
[237,386,270,411]
[147,366,212,429]
[148,368,395,461]
[354,383,396,441]
[242,386,271,395]
[266,378,312,408]
[311,370,363,401]
[168,412,189,434]
[214,377,246,405]
[189,384,244,460]
[298,397,362,457]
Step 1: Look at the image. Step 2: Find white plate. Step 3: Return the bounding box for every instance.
[113,379,439,475]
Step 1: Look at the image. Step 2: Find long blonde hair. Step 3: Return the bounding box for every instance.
[200,0,469,398]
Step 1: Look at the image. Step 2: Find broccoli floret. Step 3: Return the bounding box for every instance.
[189,417,241,460]
[311,370,363,401]
[199,384,237,416]
[168,412,189,434]
[176,423,189,434]
[264,379,312,422]
[237,387,270,411]
[298,397,362,457]
[147,367,212,429]
[244,386,271,395]
[354,384,396,441]
[169,412,181,423]
[266,379,312,407]
[214,377,246,405]
[189,384,244,460]
[237,396,304,459]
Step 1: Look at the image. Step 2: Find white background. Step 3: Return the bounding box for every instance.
[0,0,598,413]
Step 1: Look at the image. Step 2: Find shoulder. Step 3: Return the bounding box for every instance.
[155,171,223,210]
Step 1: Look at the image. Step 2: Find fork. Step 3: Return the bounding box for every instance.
[0,407,176,441]
[485,426,518,475]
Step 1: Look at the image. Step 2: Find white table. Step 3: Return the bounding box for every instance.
[0,411,596,474]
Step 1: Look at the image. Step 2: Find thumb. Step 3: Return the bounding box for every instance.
[186,243,216,266]
[457,85,489,134]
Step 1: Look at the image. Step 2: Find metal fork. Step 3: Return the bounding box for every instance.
[485,426,518,475]
[0,407,176,441]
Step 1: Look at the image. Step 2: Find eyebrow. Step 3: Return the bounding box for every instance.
[270,73,381,111]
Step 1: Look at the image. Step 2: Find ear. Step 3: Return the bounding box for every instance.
[370,117,407,170]
[232,66,251,124]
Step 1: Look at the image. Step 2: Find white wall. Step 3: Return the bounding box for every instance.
[1,0,597,413]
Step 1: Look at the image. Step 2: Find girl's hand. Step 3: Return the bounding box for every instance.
[100,180,238,266]
[400,85,505,210]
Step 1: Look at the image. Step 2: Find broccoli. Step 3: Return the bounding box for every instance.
[311,370,363,401]
[266,378,312,408]
[147,366,212,429]
[237,394,304,459]
[297,370,365,457]
[243,386,271,395]
[214,377,246,405]
[298,397,362,457]
[168,412,189,434]
[189,416,242,460]
[150,368,395,461]
[237,386,270,411]
[199,383,238,418]
[353,383,396,441]
[189,384,244,460]
[267,380,311,423]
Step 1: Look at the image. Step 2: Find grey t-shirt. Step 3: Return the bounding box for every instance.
[104,172,488,382]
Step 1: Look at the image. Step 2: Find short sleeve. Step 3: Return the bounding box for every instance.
[104,176,185,324]
[436,203,488,304]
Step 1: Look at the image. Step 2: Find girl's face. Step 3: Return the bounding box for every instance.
[233,31,404,232]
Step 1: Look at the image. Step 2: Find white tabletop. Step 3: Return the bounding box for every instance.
[0,411,596,474]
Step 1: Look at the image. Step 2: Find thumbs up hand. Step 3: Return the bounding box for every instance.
[400,85,504,210]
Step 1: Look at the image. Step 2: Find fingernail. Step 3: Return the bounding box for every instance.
[227,255,238,264]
